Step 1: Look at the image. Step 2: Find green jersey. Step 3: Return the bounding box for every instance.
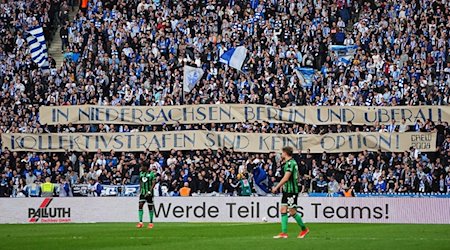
[283,158,299,193]
[140,171,156,195]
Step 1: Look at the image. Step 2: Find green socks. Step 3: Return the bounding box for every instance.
[281,213,288,233]
[149,210,154,223]
[294,213,307,231]
[140,207,154,223]
[138,209,143,222]
[281,213,306,233]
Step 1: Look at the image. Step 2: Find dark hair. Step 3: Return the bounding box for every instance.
[282,146,293,156]
[142,161,150,170]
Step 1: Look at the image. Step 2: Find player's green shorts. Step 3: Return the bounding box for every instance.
[281,193,298,208]
[139,194,154,204]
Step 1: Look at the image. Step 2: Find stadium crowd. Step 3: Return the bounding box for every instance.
[1,0,450,197]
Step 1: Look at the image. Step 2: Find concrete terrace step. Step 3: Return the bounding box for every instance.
[48,7,78,68]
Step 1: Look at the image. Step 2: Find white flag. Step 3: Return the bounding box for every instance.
[26,25,50,73]
[219,46,248,71]
[183,65,204,93]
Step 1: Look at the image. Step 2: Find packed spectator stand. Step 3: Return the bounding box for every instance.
[1,0,450,198]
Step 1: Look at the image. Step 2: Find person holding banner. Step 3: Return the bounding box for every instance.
[272,147,309,239]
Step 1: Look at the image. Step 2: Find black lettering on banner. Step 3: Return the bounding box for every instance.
[311,203,321,218]
[105,107,119,122]
[323,206,335,218]
[249,201,256,218]
[154,109,169,123]
[41,105,450,126]
[208,206,219,218]
[258,135,271,151]
[208,106,218,121]
[167,108,181,121]
[244,106,255,121]
[144,108,156,122]
[256,202,260,218]
[183,134,196,148]
[113,135,124,149]
[296,206,304,217]
[193,202,206,218]
[131,108,143,123]
[71,135,82,150]
[351,206,371,219]
[385,204,389,219]
[336,206,349,219]
[205,133,216,148]
[185,206,192,218]
[172,206,184,218]
[2,131,437,153]
[161,134,170,148]
[373,206,383,219]
[120,108,131,122]
[238,206,249,218]
[136,135,148,149]
[267,203,279,218]
[377,108,390,123]
[320,136,335,151]
[28,208,36,218]
[226,203,235,218]
[154,203,170,218]
[99,135,113,149]
[148,134,161,148]
[196,106,207,121]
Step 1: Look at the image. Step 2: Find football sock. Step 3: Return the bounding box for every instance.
[149,210,154,223]
[138,209,143,222]
[294,213,307,231]
[281,213,288,233]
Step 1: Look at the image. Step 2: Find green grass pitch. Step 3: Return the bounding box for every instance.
[1,223,449,250]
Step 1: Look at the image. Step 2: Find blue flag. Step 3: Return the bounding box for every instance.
[253,164,269,195]
[219,46,248,71]
[250,0,259,9]
[295,67,315,87]
[330,45,358,66]
[183,65,204,92]
[26,25,50,72]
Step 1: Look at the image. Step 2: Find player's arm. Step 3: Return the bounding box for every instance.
[272,171,292,193]
[149,173,157,195]
[151,177,157,193]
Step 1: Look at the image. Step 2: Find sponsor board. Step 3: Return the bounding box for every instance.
[28,198,71,223]
[1,197,449,224]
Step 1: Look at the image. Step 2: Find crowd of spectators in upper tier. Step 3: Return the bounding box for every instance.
[1,0,450,197]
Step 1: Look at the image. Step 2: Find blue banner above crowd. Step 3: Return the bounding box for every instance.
[1,131,437,153]
[39,105,449,126]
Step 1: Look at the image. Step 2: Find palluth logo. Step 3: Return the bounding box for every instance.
[28,198,71,223]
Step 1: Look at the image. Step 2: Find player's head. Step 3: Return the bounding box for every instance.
[141,162,150,172]
[281,146,293,160]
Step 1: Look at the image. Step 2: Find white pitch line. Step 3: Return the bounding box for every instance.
[303,237,450,241]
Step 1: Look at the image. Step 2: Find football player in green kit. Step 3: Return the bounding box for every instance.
[136,162,157,229]
[272,146,309,239]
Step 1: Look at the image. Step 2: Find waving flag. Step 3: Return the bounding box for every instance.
[219,46,248,71]
[295,67,315,87]
[252,164,269,195]
[330,45,358,66]
[26,25,50,72]
[250,0,259,9]
[183,65,204,92]
[330,44,358,53]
